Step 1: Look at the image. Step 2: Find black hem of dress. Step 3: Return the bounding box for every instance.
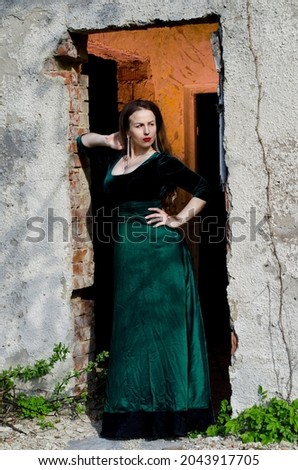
[101,407,214,440]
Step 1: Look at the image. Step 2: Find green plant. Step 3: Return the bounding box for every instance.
[0,344,109,424]
[16,394,60,419]
[190,386,298,445]
[0,343,69,394]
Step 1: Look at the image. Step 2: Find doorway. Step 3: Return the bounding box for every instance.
[81,55,119,354]
[81,23,231,413]
[183,88,231,411]
[196,93,231,411]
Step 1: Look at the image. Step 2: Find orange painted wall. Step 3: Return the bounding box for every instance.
[88,23,219,160]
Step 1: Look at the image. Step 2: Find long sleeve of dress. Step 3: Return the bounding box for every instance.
[157,153,211,202]
[76,135,89,154]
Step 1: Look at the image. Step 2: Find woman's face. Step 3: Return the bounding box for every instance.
[127,109,157,153]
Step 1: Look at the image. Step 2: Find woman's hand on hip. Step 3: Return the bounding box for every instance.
[145,208,181,228]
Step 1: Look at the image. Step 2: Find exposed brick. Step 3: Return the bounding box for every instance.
[74,311,94,328]
[70,300,81,317]
[69,168,90,193]
[72,247,93,264]
[69,112,80,126]
[72,273,94,290]
[43,58,59,74]
[69,99,83,113]
[81,101,89,114]
[69,85,82,101]
[69,153,89,169]
[72,238,93,250]
[69,168,81,181]
[70,191,91,207]
[70,73,79,86]
[72,221,91,241]
[72,382,86,395]
[69,178,80,192]
[73,337,96,358]
[72,298,94,316]
[79,113,89,128]
[79,74,89,88]
[75,325,94,342]
[67,63,96,392]
[54,38,78,60]
[71,210,92,223]
[68,140,79,153]
[79,87,89,102]
[73,263,85,276]
[73,355,89,371]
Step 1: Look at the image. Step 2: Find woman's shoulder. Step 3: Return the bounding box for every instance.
[157,151,174,158]
[76,135,121,162]
[155,151,181,163]
[156,151,188,169]
[76,134,87,152]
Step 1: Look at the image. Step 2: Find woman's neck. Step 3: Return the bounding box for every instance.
[131,147,154,159]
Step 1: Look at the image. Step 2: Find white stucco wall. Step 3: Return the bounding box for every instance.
[0,0,297,411]
[221,0,298,410]
[0,3,75,382]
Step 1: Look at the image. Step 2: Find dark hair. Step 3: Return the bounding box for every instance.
[118,100,172,154]
[119,99,177,213]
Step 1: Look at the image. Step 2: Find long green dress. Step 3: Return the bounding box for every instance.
[78,138,213,438]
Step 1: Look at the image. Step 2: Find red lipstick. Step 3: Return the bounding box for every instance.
[143,138,151,142]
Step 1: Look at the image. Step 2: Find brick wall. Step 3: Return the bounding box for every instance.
[117,59,155,108]
[44,33,96,390]
[71,295,95,393]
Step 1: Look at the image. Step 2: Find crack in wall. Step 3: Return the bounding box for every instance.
[246,0,293,400]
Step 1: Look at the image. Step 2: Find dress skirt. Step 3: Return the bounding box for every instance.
[101,200,213,439]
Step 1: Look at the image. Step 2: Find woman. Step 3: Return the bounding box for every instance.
[77,99,214,439]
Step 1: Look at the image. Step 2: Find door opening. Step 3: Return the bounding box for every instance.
[196,93,231,412]
[82,55,119,354]
[82,25,231,413]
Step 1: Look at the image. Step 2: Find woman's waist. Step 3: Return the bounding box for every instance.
[114,199,162,217]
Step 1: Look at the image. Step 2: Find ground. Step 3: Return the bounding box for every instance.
[1,413,297,450]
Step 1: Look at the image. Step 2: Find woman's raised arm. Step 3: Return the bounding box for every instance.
[81,132,123,150]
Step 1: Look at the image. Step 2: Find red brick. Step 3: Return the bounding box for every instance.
[72,248,88,263]
[73,338,96,358]
[69,112,80,126]
[73,355,89,371]
[75,325,94,342]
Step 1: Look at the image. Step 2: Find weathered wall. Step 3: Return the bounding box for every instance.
[0,0,297,411]
[221,0,298,410]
